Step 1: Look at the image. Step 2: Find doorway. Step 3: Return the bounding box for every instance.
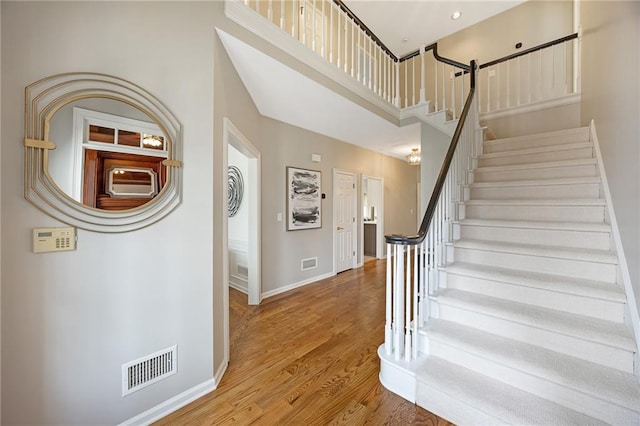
[333,169,357,274]
[223,118,261,306]
[361,175,384,262]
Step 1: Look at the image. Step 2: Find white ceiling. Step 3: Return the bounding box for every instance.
[221,1,525,161]
[343,0,525,58]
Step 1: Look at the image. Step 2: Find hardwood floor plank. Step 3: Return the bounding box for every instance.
[154,260,454,425]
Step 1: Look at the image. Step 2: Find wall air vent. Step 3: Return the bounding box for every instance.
[301,257,318,271]
[237,264,249,277]
[122,345,177,396]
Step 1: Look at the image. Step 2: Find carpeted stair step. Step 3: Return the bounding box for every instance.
[446,262,626,323]
[456,218,611,250]
[436,289,635,372]
[416,355,607,426]
[423,320,640,425]
[451,239,617,282]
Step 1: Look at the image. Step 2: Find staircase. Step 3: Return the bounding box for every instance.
[415,127,640,424]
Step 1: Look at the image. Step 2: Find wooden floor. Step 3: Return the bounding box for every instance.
[155,260,454,425]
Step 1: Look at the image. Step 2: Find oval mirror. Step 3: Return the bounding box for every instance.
[24,73,182,232]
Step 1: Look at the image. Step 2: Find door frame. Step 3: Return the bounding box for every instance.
[332,168,358,274]
[361,175,385,260]
[223,118,261,306]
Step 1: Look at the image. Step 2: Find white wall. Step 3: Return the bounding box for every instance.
[228,145,250,244]
[1,2,215,424]
[580,1,640,321]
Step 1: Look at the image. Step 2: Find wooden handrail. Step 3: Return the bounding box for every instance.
[480,33,578,69]
[385,59,477,245]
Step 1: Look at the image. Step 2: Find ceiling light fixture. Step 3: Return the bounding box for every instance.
[142,134,163,148]
[451,11,462,20]
[406,148,421,166]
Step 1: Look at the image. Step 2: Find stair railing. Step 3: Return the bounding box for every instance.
[383,60,480,362]
[478,33,579,114]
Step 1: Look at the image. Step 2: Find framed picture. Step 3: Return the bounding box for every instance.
[286,166,322,231]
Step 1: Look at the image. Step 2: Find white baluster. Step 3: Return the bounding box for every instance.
[336,11,341,68]
[451,67,456,119]
[434,58,439,111]
[350,20,355,78]
[329,3,333,63]
[412,57,416,106]
[405,244,412,361]
[487,67,491,112]
[395,61,400,108]
[412,244,419,359]
[300,2,306,45]
[420,45,426,104]
[506,60,511,108]
[385,243,393,356]
[279,0,284,29]
[291,0,297,37]
[394,245,405,361]
[321,0,325,58]
[267,0,273,22]
[442,62,446,112]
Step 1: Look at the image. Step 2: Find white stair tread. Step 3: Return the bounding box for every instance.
[479,142,593,160]
[437,289,636,351]
[469,176,601,189]
[426,320,640,411]
[475,158,596,173]
[446,262,625,302]
[464,198,606,206]
[417,356,607,426]
[458,218,610,233]
[452,239,617,264]
[485,127,590,147]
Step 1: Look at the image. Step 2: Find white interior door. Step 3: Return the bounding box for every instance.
[334,170,355,273]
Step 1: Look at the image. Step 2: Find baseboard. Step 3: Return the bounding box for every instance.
[261,271,335,299]
[480,93,581,121]
[590,120,640,351]
[117,378,217,426]
[228,280,248,294]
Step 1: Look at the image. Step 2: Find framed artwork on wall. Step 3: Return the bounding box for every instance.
[286,166,322,231]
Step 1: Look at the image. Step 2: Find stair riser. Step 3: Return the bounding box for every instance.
[478,146,593,167]
[473,164,597,183]
[453,247,616,283]
[436,303,634,373]
[484,130,590,154]
[446,273,624,322]
[464,204,605,223]
[469,183,600,200]
[458,224,611,251]
[428,338,638,424]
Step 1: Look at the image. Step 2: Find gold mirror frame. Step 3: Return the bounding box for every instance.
[24,72,183,232]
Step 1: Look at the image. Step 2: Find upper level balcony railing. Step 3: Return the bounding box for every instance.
[234,0,580,124]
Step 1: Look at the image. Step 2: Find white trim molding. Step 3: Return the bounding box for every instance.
[480,93,581,122]
[590,120,640,352]
[117,379,216,426]
[261,271,335,300]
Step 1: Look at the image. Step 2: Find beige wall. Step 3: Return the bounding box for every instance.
[580,1,640,317]
[438,0,574,65]
[214,21,418,294]
[2,2,216,424]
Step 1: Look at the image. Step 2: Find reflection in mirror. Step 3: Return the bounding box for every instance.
[107,167,158,197]
[48,99,168,210]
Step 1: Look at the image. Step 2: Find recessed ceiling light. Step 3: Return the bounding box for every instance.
[451,11,462,20]
[402,38,408,43]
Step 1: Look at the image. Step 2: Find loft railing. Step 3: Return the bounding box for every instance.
[477,33,579,114]
[384,61,479,362]
[236,0,579,122]
[237,0,471,118]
